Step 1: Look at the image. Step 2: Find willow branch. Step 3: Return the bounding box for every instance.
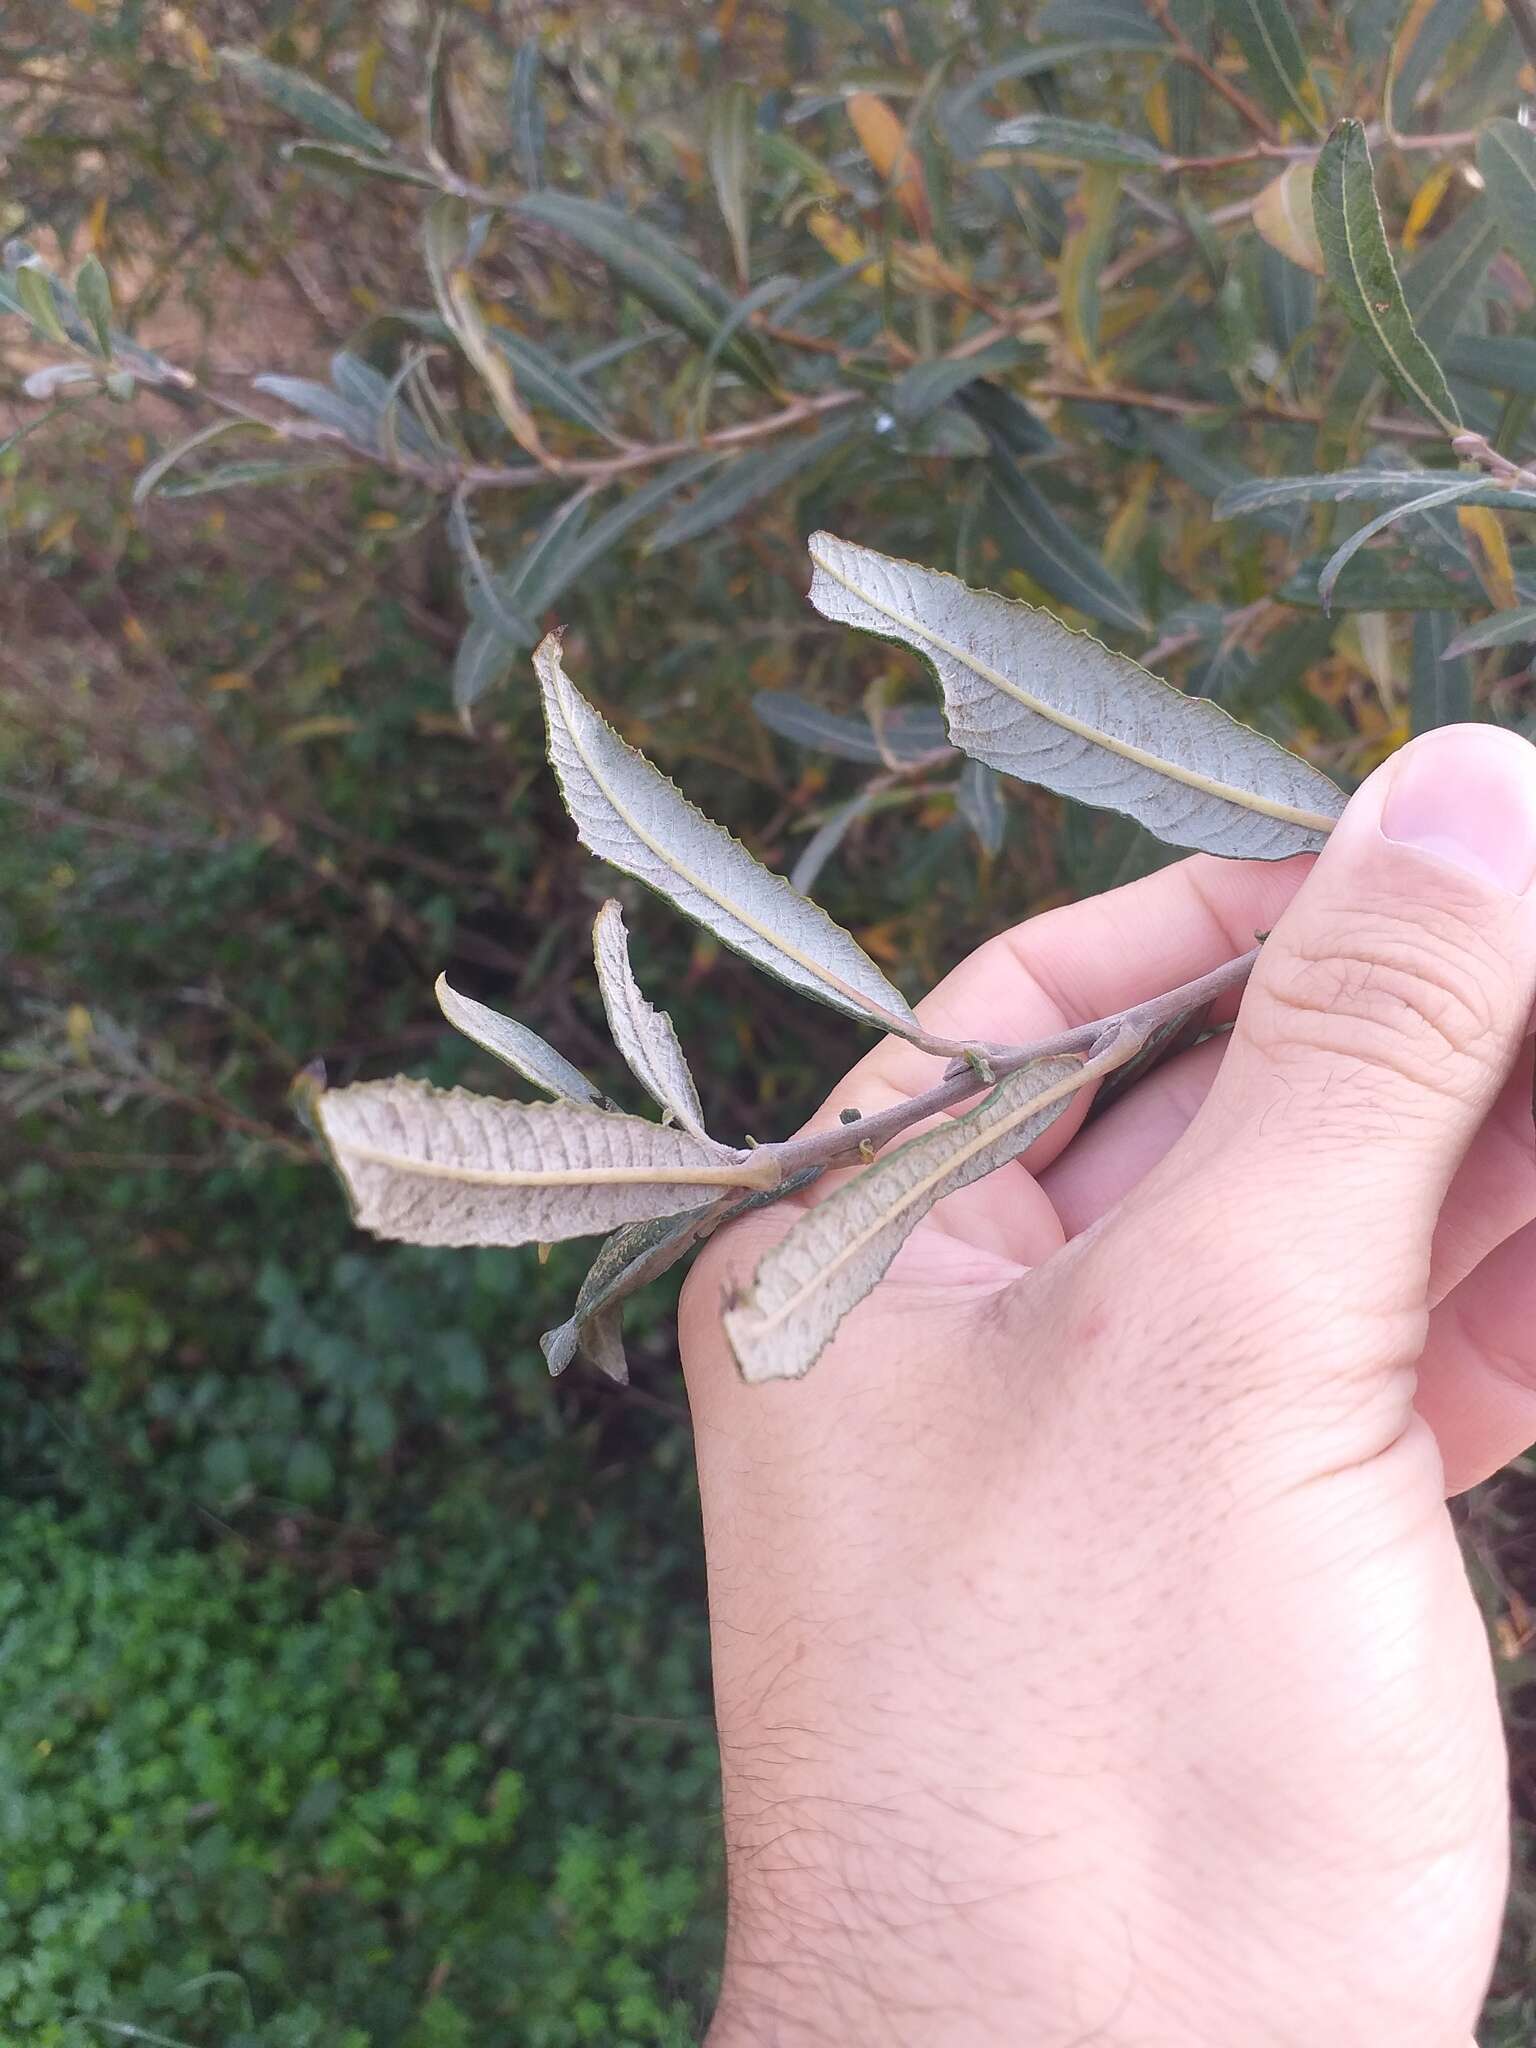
[754,945,1262,1182]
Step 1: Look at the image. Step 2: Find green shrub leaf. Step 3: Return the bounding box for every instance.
[1312,119,1460,430]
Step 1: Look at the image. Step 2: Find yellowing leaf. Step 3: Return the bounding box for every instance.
[65,1004,93,1055]
[279,715,359,744]
[846,92,932,238]
[1142,77,1172,152]
[1252,160,1324,275]
[1457,503,1518,609]
[1403,160,1457,250]
[1102,460,1156,570]
[807,205,870,273]
[206,670,250,693]
[1060,166,1121,371]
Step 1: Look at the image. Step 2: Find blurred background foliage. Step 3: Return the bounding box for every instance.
[7,0,1536,2041]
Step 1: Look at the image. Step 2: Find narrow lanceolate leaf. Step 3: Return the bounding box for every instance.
[707,82,756,285]
[1217,470,1536,517]
[1213,0,1323,133]
[725,1057,1088,1383]
[1091,1003,1211,1115]
[219,49,393,153]
[1444,334,1536,397]
[957,758,1007,855]
[988,461,1149,633]
[592,902,709,1138]
[1443,606,1536,659]
[1312,121,1460,431]
[807,533,1344,858]
[535,636,922,1033]
[984,114,1163,168]
[1478,119,1536,293]
[541,1165,823,1383]
[74,255,113,358]
[316,1077,768,1251]
[753,691,950,764]
[1317,479,1485,612]
[542,1203,726,1381]
[1278,552,1468,610]
[435,973,611,1108]
[1411,610,1476,734]
[513,191,778,393]
[645,411,865,553]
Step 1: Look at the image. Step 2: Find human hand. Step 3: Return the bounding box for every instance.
[679,723,1536,2048]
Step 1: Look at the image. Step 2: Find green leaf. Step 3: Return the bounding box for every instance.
[282,139,441,187]
[1216,469,1536,516]
[887,340,1035,424]
[494,489,596,627]
[957,379,1057,458]
[14,263,69,347]
[329,351,439,460]
[542,1169,821,1382]
[1138,421,1296,532]
[449,493,536,645]
[512,191,778,393]
[707,82,756,286]
[74,255,113,359]
[985,113,1164,168]
[535,635,923,1034]
[509,42,545,188]
[724,1056,1090,1382]
[1412,610,1476,732]
[219,49,392,153]
[401,311,621,443]
[646,411,866,552]
[453,614,520,715]
[1311,120,1460,430]
[1478,118,1536,293]
[435,974,611,1107]
[807,532,1344,858]
[1213,0,1323,133]
[253,373,379,447]
[1442,605,1536,658]
[752,692,949,764]
[988,460,1150,633]
[527,452,723,606]
[956,758,1007,855]
[1443,333,1536,397]
[1316,479,1486,611]
[1034,0,1168,47]
[943,44,1122,128]
[159,458,343,498]
[132,419,256,506]
[1277,552,1469,608]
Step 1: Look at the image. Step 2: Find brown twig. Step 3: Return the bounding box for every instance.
[1146,0,1282,143]
[754,945,1263,1182]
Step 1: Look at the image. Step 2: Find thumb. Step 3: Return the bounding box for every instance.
[1181,723,1536,1296]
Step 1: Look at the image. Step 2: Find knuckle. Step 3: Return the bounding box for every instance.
[1249,900,1510,1100]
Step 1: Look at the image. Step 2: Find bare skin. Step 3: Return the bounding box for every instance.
[680,723,1536,2047]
